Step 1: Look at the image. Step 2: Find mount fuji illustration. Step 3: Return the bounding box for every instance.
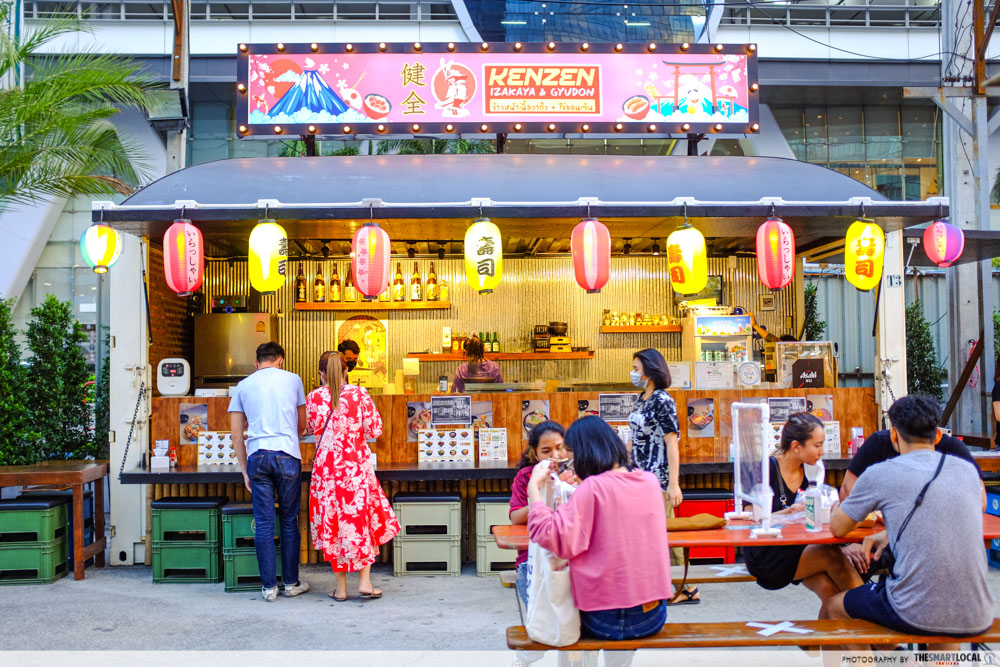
[269,68,350,119]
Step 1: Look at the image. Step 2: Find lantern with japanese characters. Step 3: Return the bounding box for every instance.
[352,223,391,299]
[163,219,204,296]
[844,220,884,291]
[464,218,502,294]
[571,218,611,293]
[666,224,708,294]
[755,217,795,289]
[922,220,964,268]
[248,219,287,294]
[79,223,122,274]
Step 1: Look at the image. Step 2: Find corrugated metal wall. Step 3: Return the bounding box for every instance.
[200,256,797,392]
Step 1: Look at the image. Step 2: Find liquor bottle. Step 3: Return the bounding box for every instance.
[410,262,423,301]
[313,263,325,302]
[294,265,307,303]
[478,331,484,345]
[378,283,391,302]
[344,268,357,302]
[330,264,342,302]
[451,331,462,353]
[426,262,439,301]
[492,332,500,353]
[439,280,449,302]
[392,262,406,302]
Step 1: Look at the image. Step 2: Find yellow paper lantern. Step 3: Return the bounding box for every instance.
[666,225,708,294]
[248,219,288,294]
[464,217,503,294]
[844,220,885,291]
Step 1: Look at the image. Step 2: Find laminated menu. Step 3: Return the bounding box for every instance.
[478,428,508,463]
[198,431,237,466]
[418,428,475,463]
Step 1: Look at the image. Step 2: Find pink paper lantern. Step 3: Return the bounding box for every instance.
[922,220,964,268]
[571,218,611,293]
[163,219,203,296]
[755,217,795,289]
[352,223,391,299]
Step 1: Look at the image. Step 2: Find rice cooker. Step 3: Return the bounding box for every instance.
[157,358,191,397]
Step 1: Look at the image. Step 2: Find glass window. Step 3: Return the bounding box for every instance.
[251,1,290,18]
[123,1,163,18]
[190,1,207,17]
[337,2,376,18]
[295,1,333,18]
[81,2,121,19]
[191,102,230,139]
[378,2,411,18]
[208,1,249,19]
[35,1,70,16]
[901,105,936,159]
[423,2,457,19]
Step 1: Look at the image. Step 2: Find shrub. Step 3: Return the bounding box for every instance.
[0,298,40,465]
[905,299,944,401]
[803,281,828,340]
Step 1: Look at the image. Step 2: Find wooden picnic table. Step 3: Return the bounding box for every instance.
[492,513,1000,551]
[0,461,108,580]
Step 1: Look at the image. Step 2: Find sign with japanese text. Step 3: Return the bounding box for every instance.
[237,42,758,136]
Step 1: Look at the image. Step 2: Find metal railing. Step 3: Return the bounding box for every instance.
[721,2,941,28]
[27,0,459,21]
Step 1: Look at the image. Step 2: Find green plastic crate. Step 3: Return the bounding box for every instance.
[152,541,222,583]
[475,539,516,577]
[0,504,67,544]
[392,536,461,577]
[222,512,280,551]
[223,548,283,592]
[0,538,68,584]
[152,507,221,543]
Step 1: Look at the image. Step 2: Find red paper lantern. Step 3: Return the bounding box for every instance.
[755,217,795,289]
[163,219,204,296]
[571,217,611,293]
[922,220,964,268]
[352,223,391,299]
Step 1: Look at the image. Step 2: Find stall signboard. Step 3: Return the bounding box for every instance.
[237,42,758,137]
[599,393,637,422]
[431,395,473,425]
[767,397,807,423]
[693,315,752,337]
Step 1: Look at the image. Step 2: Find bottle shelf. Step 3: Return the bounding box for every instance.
[599,325,682,333]
[405,351,594,362]
[294,301,452,311]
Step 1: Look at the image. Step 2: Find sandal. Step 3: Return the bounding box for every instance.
[359,587,382,599]
[667,587,701,606]
[328,591,348,602]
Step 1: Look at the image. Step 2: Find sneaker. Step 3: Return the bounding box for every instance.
[283,580,310,598]
[261,586,279,602]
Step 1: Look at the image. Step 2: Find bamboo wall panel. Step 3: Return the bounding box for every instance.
[200,256,797,395]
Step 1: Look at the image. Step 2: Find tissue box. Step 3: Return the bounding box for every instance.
[150,455,171,469]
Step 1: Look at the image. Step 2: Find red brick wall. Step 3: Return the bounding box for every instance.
[148,244,194,396]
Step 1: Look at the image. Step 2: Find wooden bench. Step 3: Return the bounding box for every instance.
[507,618,1000,651]
[671,563,755,585]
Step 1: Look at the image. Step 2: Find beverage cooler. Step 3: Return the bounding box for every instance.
[681,315,753,364]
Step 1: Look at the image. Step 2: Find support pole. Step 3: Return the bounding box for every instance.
[875,231,908,418]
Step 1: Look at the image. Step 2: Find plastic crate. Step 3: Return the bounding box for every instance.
[151,497,227,543]
[987,491,1000,518]
[0,500,68,544]
[223,548,283,592]
[476,539,516,577]
[222,504,280,551]
[0,538,68,584]
[674,493,735,564]
[392,536,461,577]
[68,519,95,568]
[391,493,462,538]
[475,494,511,539]
[152,541,222,583]
[989,547,1000,570]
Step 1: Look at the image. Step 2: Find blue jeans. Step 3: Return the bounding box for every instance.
[247,449,301,589]
[579,601,667,640]
[516,561,529,609]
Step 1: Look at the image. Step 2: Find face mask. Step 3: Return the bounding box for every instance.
[630,370,647,388]
[345,360,357,372]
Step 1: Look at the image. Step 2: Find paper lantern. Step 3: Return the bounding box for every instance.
[464,218,503,294]
[666,225,708,294]
[844,220,885,291]
[922,220,964,268]
[571,218,611,293]
[80,224,122,274]
[352,223,391,299]
[163,219,204,296]
[248,219,287,294]
[755,217,795,289]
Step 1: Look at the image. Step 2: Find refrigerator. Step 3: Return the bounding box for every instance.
[193,313,278,388]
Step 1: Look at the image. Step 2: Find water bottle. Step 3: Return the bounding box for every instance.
[804,480,821,532]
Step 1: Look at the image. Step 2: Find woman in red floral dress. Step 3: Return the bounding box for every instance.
[307,352,399,600]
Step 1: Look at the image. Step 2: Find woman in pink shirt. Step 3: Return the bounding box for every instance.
[527,416,672,640]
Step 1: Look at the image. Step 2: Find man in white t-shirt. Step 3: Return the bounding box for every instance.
[230,342,310,602]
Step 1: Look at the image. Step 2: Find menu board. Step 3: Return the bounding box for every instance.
[767,397,808,423]
[431,395,472,425]
[599,394,637,422]
[478,428,508,463]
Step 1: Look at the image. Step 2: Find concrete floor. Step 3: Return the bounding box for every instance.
[5,551,1000,653]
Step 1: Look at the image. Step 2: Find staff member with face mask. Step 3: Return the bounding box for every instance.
[338,339,360,383]
[628,348,697,605]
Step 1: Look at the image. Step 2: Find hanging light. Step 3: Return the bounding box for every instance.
[755,217,795,289]
[163,219,204,296]
[844,219,885,291]
[352,223,391,299]
[248,219,288,294]
[922,220,964,267]
[571,218,611,293]
[80,223,122,274]
[665,225,708,294]
[464,218,502,294]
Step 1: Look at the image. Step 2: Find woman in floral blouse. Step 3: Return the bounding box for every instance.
[306,352,399,601]
[627,348,698,604]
